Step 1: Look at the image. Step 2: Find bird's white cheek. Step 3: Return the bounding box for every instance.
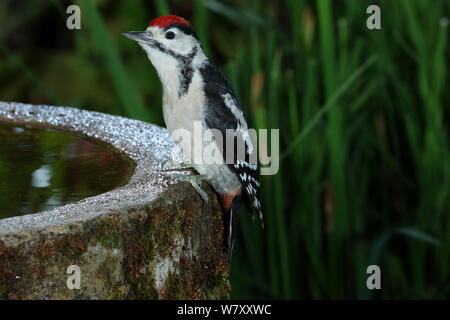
[142,46,164,67]
[173,41,193,55]
[142,47,178,83]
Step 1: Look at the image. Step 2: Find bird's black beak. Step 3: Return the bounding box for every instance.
[122,31,155,45]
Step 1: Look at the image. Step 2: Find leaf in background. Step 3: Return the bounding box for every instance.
[81,0,155,122]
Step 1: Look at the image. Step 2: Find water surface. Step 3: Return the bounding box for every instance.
[0,123,134,219]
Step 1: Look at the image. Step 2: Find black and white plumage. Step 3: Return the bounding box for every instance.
[200,61,263,224]
[123,15,262,261]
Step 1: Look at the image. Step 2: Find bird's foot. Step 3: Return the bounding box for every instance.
[168,172,209,209]
[160,158,194,172]
[160,158,209,208]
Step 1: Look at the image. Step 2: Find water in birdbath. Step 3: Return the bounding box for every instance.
[0,123,135,219]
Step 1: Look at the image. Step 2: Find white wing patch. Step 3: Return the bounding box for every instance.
[239,128,253,154]
[222,93,254,154]
[223,94,263,226]
[222,93,245,126]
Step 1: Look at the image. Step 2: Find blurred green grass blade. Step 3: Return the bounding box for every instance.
[154,0,169,16]
[317,0,336,95]
[433,18,448,101]
[267,48,291,298]
[369,227,441,266]
[81,0,154,122]
[251,27,261,74]
[300,58,318,126]
[0,44,60,105]
[350,77,380,111]
[286,71,299,136]
[395,228,441,247]
[338,18,349,77]
[281,55,377,160]
[194,0,211,57]
[204,0,266,28]
[401,0,425,54]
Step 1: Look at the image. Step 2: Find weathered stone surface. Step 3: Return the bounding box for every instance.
[0,102,230,300]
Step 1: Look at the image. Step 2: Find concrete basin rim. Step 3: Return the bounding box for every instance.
[0,101,178,236]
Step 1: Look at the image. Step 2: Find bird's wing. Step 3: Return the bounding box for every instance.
[200,61,263,224]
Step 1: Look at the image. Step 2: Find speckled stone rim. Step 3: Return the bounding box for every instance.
[0,101,182,236]
[0,102,230,300]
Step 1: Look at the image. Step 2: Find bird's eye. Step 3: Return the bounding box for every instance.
[165,31,175,40]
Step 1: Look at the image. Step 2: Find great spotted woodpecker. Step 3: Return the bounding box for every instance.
[123,15,262,261]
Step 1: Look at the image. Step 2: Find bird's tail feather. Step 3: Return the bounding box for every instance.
[228,194,241,262]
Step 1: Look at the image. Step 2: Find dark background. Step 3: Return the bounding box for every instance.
[1,0,449,299]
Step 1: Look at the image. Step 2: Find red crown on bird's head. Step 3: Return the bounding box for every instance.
[148,15,191,28]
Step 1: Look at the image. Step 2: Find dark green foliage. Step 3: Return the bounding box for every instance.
[0,0,449,299]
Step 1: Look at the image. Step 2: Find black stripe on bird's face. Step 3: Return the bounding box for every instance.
[123,27,199,97]
[163,23,200,40]
[149,41,197,97]
[151,41,198,97]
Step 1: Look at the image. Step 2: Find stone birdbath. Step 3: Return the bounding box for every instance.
[0,102,229,300]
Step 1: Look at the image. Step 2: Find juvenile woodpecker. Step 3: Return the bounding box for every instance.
[123,15,262,261]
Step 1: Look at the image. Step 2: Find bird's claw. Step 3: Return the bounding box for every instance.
[160,158,195,173]
[168,173,209,209]
[160,157,193,171]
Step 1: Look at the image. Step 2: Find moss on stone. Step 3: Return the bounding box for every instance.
[166,272,186,299]
[0,182,230,300]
